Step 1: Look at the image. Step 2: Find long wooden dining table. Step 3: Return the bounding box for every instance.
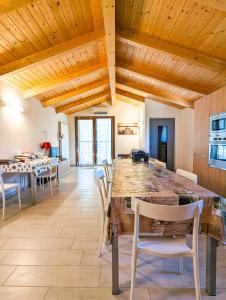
[108,159,226,296]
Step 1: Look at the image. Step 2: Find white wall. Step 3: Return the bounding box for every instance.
[68,100,144,165]
[144,99,194,171]
[0,80,68,158]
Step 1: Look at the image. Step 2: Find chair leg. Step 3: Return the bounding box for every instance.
[193,254,201,300]
[98,214,105,257]
[179,257,183,274]
[50,177,53,197]
[17,186,21,210]
[130,248,137,300]
[2,192,5,221]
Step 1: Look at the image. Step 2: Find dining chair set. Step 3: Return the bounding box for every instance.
[0,158,58,220]
[95,158,202,300]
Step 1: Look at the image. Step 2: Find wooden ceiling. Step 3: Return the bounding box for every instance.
[0,0,226,113]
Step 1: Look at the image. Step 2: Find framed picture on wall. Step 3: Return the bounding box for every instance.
[118,123,138,135]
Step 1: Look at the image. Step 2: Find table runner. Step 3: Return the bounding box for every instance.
[109,159,226,242]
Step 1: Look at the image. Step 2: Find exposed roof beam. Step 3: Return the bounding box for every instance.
[43,78,109,107]
[66,97,109,115]
[56,90,110,113]
[24,62,107,99]
[0,29,105,77]
[117,30,226,76]
[116,81,193,109]
[116,88,145,102]
[102,0,115,105]
[117,60,206,95]
[0,0,33,15]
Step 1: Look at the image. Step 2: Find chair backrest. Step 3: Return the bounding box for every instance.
[176,168,198,184]
[0,166,4,191]
[131,197,203,250]
[50,158,58,176]
[95,168,108,210]
[102,159,111,182]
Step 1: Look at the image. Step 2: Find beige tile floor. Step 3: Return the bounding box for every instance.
[0,167,225,300]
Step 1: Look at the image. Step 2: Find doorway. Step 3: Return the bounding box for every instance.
[149,118,175,170]
[75,116,115,166]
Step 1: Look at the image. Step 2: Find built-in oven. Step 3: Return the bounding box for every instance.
[210,112,226,133]
[209,112,226,170]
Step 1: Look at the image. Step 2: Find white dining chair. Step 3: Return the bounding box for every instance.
[0,166,21,220]
[176,168,198,184]
[130,197,203,300]
[102,159,111,195]
[95,168,109,257]
[36,158,58,197]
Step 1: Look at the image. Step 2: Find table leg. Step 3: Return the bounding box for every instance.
[30,173,37,206]
[206,236,218,296]
[56,165,60,187]
[112,225,120,295]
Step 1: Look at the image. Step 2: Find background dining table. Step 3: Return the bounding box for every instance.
[109,159,226,296]
[1,157,59,205]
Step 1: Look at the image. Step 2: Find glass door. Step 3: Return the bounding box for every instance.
[77,119,94,166]
[96,118,112,164]
[75,116,115,166]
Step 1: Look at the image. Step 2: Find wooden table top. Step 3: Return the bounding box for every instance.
[110,159,226,242]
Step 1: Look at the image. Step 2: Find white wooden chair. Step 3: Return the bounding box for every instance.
[36,158,58,197]
[176,168,198,184]
[102,159,111,195]
[130,197,203,300]
[0,166,21,220]
[95,168,109,257]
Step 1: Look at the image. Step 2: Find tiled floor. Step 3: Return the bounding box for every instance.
[0,167,225,299]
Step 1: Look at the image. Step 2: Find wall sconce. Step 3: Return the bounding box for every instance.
[0,99,6,108]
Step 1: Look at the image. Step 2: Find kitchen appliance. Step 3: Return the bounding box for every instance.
[210,112,226,133]
[209,112,226,170]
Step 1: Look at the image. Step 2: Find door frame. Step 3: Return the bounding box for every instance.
[149,118,175,170]
[75,116,115,166]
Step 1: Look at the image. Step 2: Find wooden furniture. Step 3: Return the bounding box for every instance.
[109,159,226,296]
[194,86,226,197]
[176,168,198,184]
[0,166,21,220]
[95,168,109,257]
[130,197,203,300]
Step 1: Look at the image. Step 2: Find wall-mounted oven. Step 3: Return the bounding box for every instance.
[209,112,226,170]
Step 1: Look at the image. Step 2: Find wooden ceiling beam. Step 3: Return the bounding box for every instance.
[56,90,110,113]
[24,62,107,99]
[66,97,109,115]
[117,30,226,76]
[102,0,116,105]
[0,0,34,15]
[116,81,193,109]
[116,88,145,102]
[0,29,105,77]
[43,78,109,107]
[117,60,206,95]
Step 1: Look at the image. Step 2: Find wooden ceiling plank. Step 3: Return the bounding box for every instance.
[43,77,109,107]
[0,28,105,77]
[199,0,226,11]
[0,0,34,15]
[116,88,145,102]
[23,62,107,98]
[117,30,226,76]
[116,81,193,109]
[102,0,115,105]
[66,96,109,114]
[56,90,110,113]
[117,60,207,95]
